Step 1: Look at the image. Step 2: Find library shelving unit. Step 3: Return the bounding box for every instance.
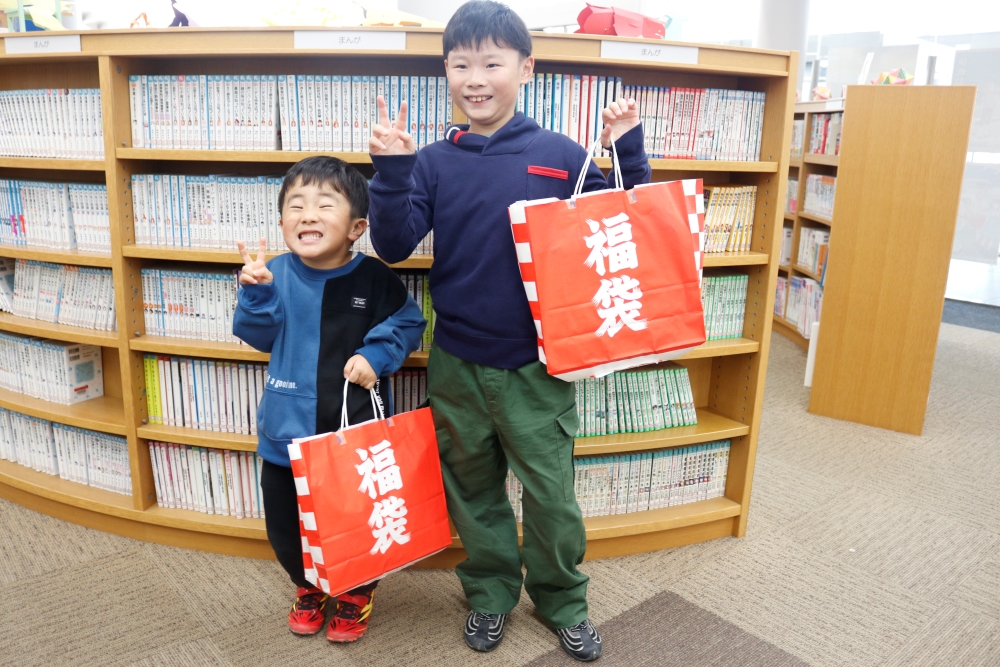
[0,28,796,564]
[773,96,843,349]
[805,85,974,435]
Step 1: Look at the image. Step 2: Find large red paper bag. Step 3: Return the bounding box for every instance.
[509,143,706,381]
[288,381,451,596]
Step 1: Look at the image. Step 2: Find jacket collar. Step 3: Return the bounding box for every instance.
[444,112,539,156]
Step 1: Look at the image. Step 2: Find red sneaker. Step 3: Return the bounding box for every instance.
[288,586,329,636]
[326,589,375,642]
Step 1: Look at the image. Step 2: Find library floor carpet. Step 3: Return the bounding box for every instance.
[2,322,999,667]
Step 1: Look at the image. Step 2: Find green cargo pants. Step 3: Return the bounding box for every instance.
[427,345,589,629]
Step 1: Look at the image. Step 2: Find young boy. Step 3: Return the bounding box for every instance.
[367,1,648,661]
[233,156,426,643]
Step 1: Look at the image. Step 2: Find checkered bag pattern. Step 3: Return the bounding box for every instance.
[682,178,706,285]
[509,199,548,364]
[289,440,331,593]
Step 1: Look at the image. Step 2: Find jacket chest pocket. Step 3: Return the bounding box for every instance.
[527,165,570,201]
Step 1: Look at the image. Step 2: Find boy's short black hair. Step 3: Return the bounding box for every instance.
[443,1,532,60]
[278,156,370,220]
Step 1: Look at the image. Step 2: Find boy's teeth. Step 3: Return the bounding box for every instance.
[468,96,491,102]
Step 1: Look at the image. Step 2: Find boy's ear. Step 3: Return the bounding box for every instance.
[519,55,535,85]
[348,217,368,242]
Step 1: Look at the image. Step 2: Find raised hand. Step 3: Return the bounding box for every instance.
[237,238,273,286]
[600,97,641,148]
[369,95,417,156]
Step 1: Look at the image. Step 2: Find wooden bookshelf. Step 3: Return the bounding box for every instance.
[0,27,795,562]
[776,89,975,431]
[807,86,975,434]
[774,99,842,348]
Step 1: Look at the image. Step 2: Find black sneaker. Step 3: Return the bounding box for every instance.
[557,619,602,662]
[464,611,508,652]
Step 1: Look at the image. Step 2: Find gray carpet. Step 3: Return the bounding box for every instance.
[943,298,1000,333]
[1,322,998,666]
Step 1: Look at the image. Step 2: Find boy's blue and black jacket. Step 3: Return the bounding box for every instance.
[233,252,425,467]
[368,112,650,369]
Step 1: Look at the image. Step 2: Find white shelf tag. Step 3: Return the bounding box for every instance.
[5,34,81,54]
[825,100,844,111]
[294,30,405,51]
[600,40,698,65]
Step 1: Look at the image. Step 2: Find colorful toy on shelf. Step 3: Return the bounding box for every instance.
[811,85,832,100]
[871,68,914,85]
[575,3,667,39]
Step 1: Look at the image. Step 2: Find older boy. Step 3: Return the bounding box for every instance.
[367,1,649,661]
[233,156,425,643]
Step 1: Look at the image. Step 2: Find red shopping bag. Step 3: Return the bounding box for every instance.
[509,141,706,381]
[288,380,451,596]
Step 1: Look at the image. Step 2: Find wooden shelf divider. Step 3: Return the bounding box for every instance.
[798,210,833,226]
[0,245,113,267]
[0,313,118,347]
[0,388,127,435]
[0,156,107,171]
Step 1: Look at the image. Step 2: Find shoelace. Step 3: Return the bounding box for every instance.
[295,592,326,613]
[337,601,362,621]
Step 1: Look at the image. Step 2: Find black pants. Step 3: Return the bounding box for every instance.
[261,460,378,595]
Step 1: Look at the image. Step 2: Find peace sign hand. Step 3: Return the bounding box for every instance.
[369,95,417,156]
[237,238,273,286]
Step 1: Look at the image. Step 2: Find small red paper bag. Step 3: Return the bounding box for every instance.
[289,382,451,596]
[509,143,706,381]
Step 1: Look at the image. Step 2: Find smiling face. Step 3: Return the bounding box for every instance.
[279,178,367,270]
[445,40,534,136]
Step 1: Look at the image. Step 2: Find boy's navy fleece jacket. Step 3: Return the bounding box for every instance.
[233,252,425,467]
[368,112,650,369]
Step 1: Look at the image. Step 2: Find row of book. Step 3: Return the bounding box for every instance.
[354,226,433,257]
[797,228,830,277]
[809,112,842,156]
[572,365,697,438]
[0,88,105,159]
[0,408,131,496]
[786,177,798,215]
[389,368,427,415]
[141,268,241,343]
[702,274,749,340]
[0,180,111,251]
[394,272,434,352]
[148,441,264,519]
[780,276,824,337]
[506,440,731,520]
[779,227,793,266]
[131,173,288,251]
[143,355,266,436]
[702,185,758,253]
[0,260,117,332]
[774,276,789,319]
[803,173,836,220]
[0,334,104,405]
[790,119,805,159]
[128,74,454,152]
[518,75,766,161]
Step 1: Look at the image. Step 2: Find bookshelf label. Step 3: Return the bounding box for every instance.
[4,34,81,54]
[293,30,406,51]
[600,40,698,65]
[825,100,844,111]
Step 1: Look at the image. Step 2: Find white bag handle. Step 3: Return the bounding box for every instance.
[339,377,385,431]
[573,137,623,197]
